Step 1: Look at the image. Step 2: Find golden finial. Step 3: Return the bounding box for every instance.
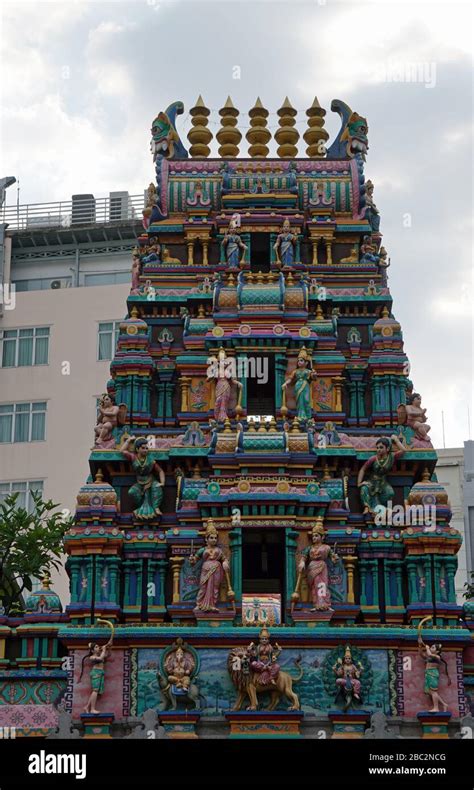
[192,463,201,479]
[223,417,233,433]
[95,468,104,483]
[381,305,390,318]
[275,97,299,158]
[315,303,324,320]
[217,96,241,158]
[304,96,329,158]
[246,97,271,158]
[322,463,331,481]
[130,306,139,319]
[421,467,431,481]
[198,303,206,318]
[40,571,52,589]
[187,95,212,158]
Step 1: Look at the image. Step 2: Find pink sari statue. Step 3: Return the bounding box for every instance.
[208,347,241,422]
[298,520,339,611]
[190,522,230,612]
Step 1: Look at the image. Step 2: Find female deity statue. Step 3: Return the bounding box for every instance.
[333,645,363,703]
[365,179,380,233]
[405,393,431,440]
[357,434,405,515]
[221,216,247,267]
[208,347,242,422]
[418,618,451,712]
[282,346,317,422]
[131,251,141,293]
[247,626,281,687]
[297,519,339,611]
[79,621,114,714]
[189,520,232,612]
[94,393,127,449]
[273,219,297,266]
[121,436,165,520]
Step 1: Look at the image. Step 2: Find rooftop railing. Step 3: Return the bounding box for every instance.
[2,193,145,231]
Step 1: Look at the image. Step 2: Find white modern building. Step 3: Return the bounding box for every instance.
[0,190,143,603]
[435,444,474,602]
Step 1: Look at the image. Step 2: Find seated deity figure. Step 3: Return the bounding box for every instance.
[273,218,297,266]
[164,643,193,690]
[247,627,281,687]
[405,393,431,440]
[359,235,380,264]
[94,394,127,449]
[221,216,247,266]
[142,241,161,265]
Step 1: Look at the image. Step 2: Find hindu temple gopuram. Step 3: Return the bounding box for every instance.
[2,96,473,740]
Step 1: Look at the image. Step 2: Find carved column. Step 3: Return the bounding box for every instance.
[187,240,194,265]
[343,555,357,604]
[170,556,184,603]
[331,376,345,412]
[202,239,209,266]
[179,376,191,412]
[324,237,333,265]
[359,560,368,606]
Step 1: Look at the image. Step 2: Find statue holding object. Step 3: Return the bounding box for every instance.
[273,218,297,266]
[121,436,165,520]
[189,520,234,612]
[221,216,247,266]
[207,347,243,422]
[79,619,114,714]
[94,393,127,449]
[293,518,339,611]
[228,631,302,711]
[333,645,363,711]
[282,346,316,422]
[417,616,451,713]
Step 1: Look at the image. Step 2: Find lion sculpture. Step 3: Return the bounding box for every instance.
[227,646,303,711]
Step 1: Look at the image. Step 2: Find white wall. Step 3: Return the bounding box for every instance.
[0,283,129,604]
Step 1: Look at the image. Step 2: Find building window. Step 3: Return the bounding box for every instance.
[0,402,47,443]
[1,327,50,367]
[97,321,120,361]
[0,480,44,512]
[85,271,130,287]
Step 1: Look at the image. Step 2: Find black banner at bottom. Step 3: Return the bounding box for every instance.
[0,738,472,789]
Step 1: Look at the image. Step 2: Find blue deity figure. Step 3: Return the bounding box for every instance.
[273,219,297,266]
[221,217,247,266]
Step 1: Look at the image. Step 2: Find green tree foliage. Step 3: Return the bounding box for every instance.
[0,492,73,615]
[463,572,474,601]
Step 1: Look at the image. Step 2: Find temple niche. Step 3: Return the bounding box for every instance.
[8,95,471,741]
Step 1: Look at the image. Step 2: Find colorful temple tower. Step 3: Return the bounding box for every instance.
[2,96,473,740]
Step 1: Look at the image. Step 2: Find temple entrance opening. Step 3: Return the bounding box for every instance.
[250,233,271,272]
[242,529,286,622]
[246,353,275,417]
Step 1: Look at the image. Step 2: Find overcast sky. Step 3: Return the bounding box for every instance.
[1,0,472,449]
